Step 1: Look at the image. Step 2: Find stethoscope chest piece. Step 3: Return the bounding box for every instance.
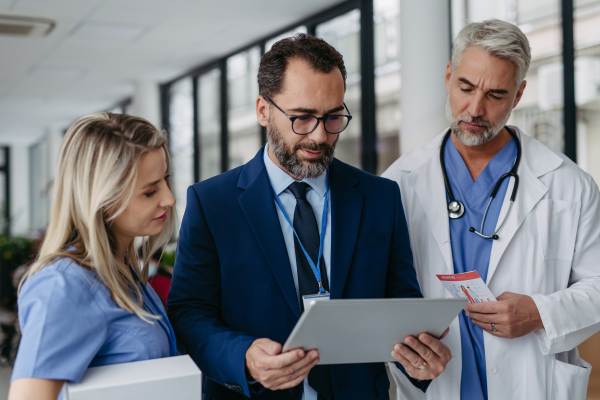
[448,200,465,219]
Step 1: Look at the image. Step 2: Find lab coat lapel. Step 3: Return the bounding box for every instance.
[237,150,300,318]
[485,128,560,284]
[406,137,454,274]
[329,159,364,299]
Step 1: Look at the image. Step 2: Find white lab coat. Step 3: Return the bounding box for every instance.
[382,126,600,400]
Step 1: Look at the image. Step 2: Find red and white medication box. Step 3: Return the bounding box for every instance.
[62,355,202,400]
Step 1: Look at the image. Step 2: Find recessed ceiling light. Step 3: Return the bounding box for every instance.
[0,14,56,37]
[70,21,146,42]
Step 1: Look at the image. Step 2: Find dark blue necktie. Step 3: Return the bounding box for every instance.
[288,181,334,400]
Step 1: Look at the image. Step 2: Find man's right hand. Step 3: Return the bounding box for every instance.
[245,338,319,390]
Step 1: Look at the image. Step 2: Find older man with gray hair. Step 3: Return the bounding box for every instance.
[383,19,600,400]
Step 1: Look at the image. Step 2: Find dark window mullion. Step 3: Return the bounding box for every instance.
[220,59,229,173]
[562,0,576,162]
[192,76,200,183]
[360,0,377,174]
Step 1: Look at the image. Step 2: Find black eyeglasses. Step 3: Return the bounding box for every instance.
[264,96,352,135]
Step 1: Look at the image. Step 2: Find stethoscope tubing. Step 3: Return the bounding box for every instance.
[441,126,522,240]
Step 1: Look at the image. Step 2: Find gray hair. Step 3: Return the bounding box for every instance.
[452,19,531,85]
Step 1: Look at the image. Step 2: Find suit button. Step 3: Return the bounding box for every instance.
[233,385,243,392]
[489,367,498,374]
[289,384,302,396]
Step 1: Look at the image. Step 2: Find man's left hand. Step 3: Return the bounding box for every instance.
[465,292,544,339]
[391,329,452,380]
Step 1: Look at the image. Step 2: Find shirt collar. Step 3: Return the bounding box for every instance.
[263,143,328,197]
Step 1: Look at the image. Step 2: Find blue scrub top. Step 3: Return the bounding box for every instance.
[11,254,177,397]
[444,136,517,400]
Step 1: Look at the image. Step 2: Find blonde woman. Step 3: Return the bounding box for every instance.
[8,113,177,400]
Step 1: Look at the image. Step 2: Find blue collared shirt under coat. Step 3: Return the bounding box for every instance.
[444,136,517,400]
[11,255,177,399]
[263,144,331,400]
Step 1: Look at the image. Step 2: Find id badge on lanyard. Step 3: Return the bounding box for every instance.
[271,171,331,309]
[302,291,330,311]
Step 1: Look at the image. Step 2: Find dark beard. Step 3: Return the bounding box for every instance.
[267,119,338,179]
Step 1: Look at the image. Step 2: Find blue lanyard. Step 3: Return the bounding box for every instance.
[271,171,329,294]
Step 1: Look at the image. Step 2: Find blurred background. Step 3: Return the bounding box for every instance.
[0,0,599,398]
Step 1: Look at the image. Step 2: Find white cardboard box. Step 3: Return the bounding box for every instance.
[63,355,202,400]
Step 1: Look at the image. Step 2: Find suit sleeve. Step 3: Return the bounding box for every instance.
[167,186,259,398]
[531,176,600,355]
[386,181,431,392]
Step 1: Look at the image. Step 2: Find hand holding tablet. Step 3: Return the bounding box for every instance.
[391,328,452,380]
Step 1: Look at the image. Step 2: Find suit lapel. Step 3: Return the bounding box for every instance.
[237,150,300,318]
[329,160,364,299]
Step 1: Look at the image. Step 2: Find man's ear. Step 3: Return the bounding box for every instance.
[445,62,452,93]
[256,95,269,127]
[512,80,527,109]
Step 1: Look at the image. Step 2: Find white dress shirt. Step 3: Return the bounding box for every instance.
[263,144,331,400]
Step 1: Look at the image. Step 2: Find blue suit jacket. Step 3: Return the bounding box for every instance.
[168,148,425,399]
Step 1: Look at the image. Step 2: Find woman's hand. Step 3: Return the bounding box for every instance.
[9,378,65,400]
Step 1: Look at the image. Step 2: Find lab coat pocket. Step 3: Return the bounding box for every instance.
[536,199,580,261]
[551,358,591,400]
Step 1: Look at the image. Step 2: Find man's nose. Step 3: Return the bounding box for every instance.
[466,92,486,118]
[306,119,328,144]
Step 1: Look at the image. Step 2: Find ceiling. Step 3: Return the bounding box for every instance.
[0,0,345,145]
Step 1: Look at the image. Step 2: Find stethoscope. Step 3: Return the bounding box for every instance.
[440,126,521,240]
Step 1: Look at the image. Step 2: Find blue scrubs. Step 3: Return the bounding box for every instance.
[444,136,517,400]
[12,253,177,399]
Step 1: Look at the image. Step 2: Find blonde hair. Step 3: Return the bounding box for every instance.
[21,112,175,321]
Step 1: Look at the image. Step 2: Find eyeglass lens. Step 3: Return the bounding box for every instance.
[293,115,350,134]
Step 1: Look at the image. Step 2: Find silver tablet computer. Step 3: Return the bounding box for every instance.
[282,298,467,365]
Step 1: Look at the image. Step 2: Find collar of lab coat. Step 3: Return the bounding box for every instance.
[394,126,563,284]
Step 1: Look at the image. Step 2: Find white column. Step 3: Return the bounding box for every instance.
[10,145,29,236]
[399,0,451,155]
[130,80,161,128]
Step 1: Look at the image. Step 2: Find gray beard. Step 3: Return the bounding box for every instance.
[445,96,511,146]
[267,118,337,179]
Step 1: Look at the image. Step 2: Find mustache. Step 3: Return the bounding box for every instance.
[455,115,493,130]
[294,141,332,153]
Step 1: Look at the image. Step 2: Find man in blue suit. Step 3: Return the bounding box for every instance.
[168,34,451,400]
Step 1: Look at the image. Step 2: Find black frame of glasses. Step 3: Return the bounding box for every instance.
[264,96,353,135]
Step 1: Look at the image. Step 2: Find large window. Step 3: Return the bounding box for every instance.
[162,1,394,219]
[451,0,565,155]
[574,0,600,185]
[197,68,222,181]
[228,47,262,169]
[169,78,194,229]
[316,9,362,169]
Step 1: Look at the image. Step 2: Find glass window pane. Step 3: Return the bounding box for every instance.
[198,68,222,181]
[316,9,362,170]
[169,78,194,230]
[575,0,600,185]
[451,0,564,154]
[228,47,262,170]
[266,26,308,50]
[374,0,400,174]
